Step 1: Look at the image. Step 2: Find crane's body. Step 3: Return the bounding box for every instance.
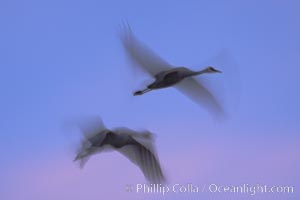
[95,131,137,148]
[134,66,221,95]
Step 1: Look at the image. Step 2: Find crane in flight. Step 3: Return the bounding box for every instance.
[120,24,225,116]
[74,117,165,183]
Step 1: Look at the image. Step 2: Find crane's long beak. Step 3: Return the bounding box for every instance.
[215,69,222,73]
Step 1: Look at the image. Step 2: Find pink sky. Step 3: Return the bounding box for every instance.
[5,135,299,200]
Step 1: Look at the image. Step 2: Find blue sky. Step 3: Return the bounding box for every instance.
[1,0,299,199]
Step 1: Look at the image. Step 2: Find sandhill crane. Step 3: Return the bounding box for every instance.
[74,117,165,183]
[120,24,224,116]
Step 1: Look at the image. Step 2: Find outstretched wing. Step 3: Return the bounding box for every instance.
[77,117,106,138]
[74,116,108,168]
[175,77,225,118]
[120,23,172,77]
[118,141,165,183]
[74,146,103,169]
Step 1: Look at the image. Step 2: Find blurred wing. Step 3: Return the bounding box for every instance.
[74,147,103,169]
[77,116,107,140]
[118,142,165,183]
[175,77,225,117]
[74,116,108,167]
[120,23,172,76]
[194,49,241,111]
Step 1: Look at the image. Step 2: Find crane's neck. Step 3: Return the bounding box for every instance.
[190,69,208,76]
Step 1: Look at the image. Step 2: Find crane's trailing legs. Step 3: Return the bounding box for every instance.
[134,88,152,96]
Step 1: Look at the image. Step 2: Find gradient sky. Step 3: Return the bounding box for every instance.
[1,0,299,199]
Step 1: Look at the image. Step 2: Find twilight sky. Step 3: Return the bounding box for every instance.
[0,0,299,199]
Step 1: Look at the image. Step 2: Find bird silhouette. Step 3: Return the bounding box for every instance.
[74,117,165,183]
[120,23,224,116]
[133,66,221,96]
